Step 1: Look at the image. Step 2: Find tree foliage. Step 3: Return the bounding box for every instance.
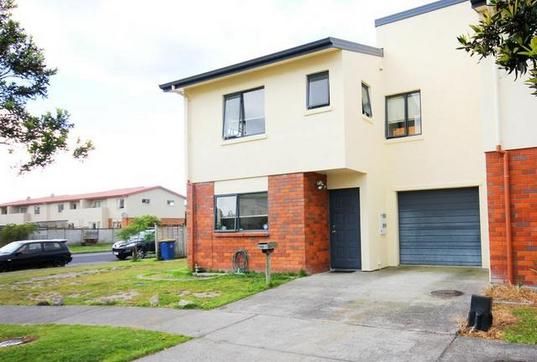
[117,215,160,241]
[0,0,93,172]
[0,223,36,245]
[458,0,537,95]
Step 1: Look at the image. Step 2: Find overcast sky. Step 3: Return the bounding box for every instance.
[0,0,433,203]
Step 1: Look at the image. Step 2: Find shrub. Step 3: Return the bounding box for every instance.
[0,223,37,245]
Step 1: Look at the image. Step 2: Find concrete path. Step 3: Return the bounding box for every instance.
[1,267,536,361]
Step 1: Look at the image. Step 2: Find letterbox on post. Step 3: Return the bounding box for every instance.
[257,242,277,286]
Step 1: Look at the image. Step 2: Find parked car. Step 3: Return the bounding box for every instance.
[0,239,72,272]
[112,229,155,260]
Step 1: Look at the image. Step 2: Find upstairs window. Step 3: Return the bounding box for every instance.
[223,87,265,140]
[57,204,64,213]
[167,200,175,206]
[215,192,268,232]
[1,207,6,215]
[34,206,40,215]
[117,199,125,209]
[386,91,421,138]
[142,198,150,204]
[307,71,330,109]
[362,83,372,118]
[70,202,78,210]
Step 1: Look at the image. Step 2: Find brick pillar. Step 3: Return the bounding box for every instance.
[486,148,537,286]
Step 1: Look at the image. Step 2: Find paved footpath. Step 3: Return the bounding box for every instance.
[1,304,536,361]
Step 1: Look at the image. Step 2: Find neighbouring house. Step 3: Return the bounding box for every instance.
[160,0,537,285]
[0,186,186,229]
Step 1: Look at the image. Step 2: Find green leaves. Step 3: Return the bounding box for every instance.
[458,0,537,96]
[0,0,92,172]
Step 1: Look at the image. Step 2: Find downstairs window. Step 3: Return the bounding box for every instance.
[215,192,268,232]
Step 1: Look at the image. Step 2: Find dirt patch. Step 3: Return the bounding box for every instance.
[92,291,139,305]
[192,291,220,299]
[485,284,537,305]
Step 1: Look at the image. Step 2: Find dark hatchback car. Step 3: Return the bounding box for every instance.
[0,239,72,272]
[112,230,155,260]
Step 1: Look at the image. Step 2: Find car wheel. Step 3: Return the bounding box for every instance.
[134,248,146,259]
[55,259,66,267]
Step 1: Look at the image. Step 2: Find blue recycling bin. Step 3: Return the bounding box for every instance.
[159,240,176,260]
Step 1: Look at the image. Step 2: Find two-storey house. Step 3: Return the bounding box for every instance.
[160,0,537,285]
[0,186,186,229]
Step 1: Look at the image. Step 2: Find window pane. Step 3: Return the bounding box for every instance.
[239,193,268,231]
[44,242,62,251]
[223,95,241,139]
[387,95,406,137]
[215,195,237,231]
[362,83,372,118]
[407,92,421,135]
[308,72,329,108]
[243,88,265,136]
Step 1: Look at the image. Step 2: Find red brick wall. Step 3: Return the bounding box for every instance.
[187,172,330,273]
[304,173,330,273]
[486,148,537,286]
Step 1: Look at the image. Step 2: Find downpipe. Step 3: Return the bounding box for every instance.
[496,145,513,285]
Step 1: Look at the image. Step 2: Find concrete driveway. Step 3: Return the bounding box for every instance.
[222,266,487,333]
[142,266,536,361]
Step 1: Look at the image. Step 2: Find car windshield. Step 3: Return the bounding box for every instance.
[0,241,23,254]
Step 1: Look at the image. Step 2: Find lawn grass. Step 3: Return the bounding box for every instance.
[68,243,113,254]
[0,259,299,309]
[504,307,537,344]
[0,324,189,362]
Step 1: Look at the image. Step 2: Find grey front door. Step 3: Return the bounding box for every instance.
[329,188,361,270]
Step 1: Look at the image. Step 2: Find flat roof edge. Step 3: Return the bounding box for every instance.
[159,37,383,91]
[375,0,468,27]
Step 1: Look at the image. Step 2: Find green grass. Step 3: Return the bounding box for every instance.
[0,324,189,362]
[504,307,537,344]
[0,259,299,309]
[68,243,113,254]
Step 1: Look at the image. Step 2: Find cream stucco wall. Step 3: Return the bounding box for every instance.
[375,1,489,269]
[185,50,348,183]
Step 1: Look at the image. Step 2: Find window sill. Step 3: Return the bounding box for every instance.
[384,135,424,145]
[213,231,270,238]
[304,105,332,117]
[221,134,267,146]
[362,114,374,124]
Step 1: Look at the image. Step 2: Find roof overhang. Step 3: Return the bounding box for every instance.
[159,37,383,92]
[375,0,468,27]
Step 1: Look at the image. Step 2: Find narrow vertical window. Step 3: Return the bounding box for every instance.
[215,195,237,231]
[361,83,372,118]
[307,71,330,109]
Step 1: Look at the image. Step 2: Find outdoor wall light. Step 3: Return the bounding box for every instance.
[316,180,327,191]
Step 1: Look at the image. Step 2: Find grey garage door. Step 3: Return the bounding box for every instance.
[398,187,481,266]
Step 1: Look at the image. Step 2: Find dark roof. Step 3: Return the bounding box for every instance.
[159,37,383,91]
[470,0,486,7]
[375,0,468,27]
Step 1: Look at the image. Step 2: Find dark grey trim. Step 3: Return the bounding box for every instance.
[385,90,422,139]
[214,192,268,232]
[470,0,486,8]
[307,71,330,110]
[375,0,468,27]
[159,37,383,92]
